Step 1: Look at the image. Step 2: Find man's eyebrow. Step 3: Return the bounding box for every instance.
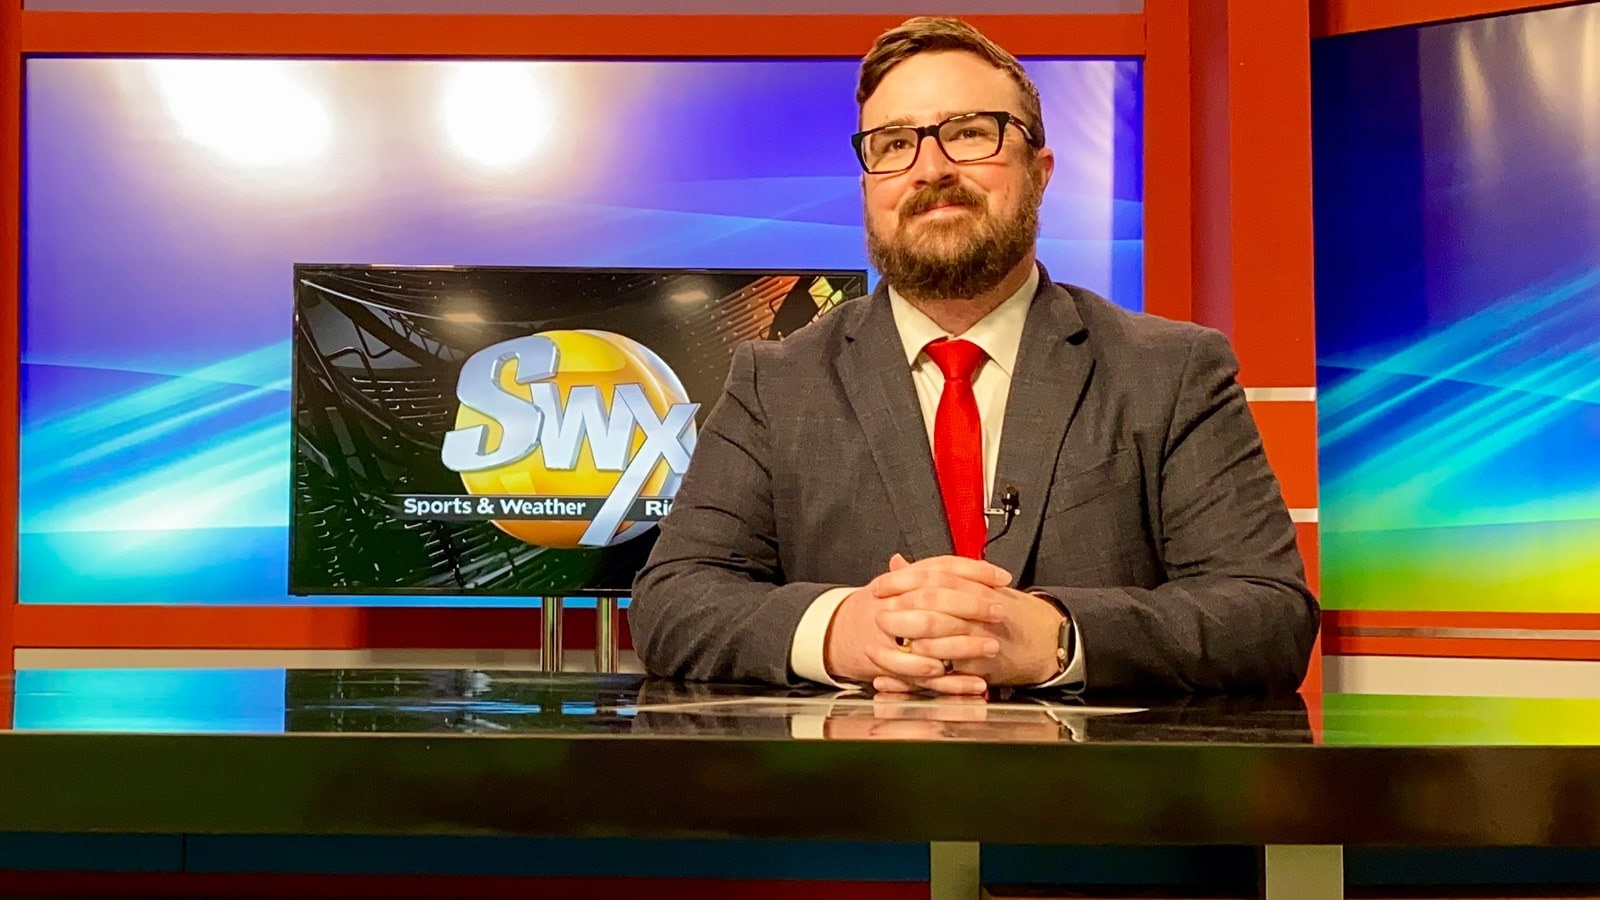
[864,110,981,130]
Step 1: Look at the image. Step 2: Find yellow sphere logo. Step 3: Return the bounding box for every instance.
[438,330,699,549]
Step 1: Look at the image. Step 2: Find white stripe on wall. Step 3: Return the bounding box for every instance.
[1289,507,1319,523]
[1326,655,1600,698]
[1244,387,1317,402]
[1346,626,1600,641]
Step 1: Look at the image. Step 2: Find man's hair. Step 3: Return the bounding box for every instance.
[856,16,1045,149]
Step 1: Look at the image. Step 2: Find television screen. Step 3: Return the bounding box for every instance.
[290,265,866,595]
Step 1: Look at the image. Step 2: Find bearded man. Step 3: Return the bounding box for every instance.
[630,17,1318,695]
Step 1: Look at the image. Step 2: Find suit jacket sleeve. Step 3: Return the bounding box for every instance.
[630,341,841,685]
[1035,329,1319,693]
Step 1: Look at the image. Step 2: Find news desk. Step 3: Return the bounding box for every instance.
[3,669,1599,900]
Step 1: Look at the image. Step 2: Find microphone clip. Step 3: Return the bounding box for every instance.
[984,485,1021,545]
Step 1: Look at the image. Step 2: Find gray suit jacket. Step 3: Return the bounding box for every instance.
[630,268,1319,693]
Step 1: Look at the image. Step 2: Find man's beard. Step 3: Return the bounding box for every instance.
[866,176,1042,302]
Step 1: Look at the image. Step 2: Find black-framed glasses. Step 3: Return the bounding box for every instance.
[851,111,1040,175]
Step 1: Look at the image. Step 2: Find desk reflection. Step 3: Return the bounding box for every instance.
[628,679,1313,745]
[12,668,1312,745]
[821,695,1065,742]
[283,670,643,736]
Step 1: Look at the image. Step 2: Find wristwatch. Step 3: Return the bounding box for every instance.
[1030,591,1075,681]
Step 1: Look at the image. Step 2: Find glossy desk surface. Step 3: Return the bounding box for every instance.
[3,669,1599,846]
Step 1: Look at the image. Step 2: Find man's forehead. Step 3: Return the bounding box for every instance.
[860,52,1020,128]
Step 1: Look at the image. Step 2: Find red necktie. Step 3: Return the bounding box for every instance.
[923,339,988,559]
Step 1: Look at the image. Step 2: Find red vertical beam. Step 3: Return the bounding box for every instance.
[1188,0,1232,335]
[1188,0,1322,695]
[1,0,22,681]
[1142,0,1192,322]
[1191,0,1317,387]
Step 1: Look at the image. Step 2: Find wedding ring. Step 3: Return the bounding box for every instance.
[896,636,914,651]
[943,659,956,675]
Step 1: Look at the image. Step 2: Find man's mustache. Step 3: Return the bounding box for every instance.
[900,185,983,218]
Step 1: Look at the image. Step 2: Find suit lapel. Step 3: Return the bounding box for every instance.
[836,287,954,562]
[986,279,1094,583]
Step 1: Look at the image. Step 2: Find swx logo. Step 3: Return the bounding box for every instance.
[440,330,699,549]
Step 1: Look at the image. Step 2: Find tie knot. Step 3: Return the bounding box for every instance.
[924,338,987,383]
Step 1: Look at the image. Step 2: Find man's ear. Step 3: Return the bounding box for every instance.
[1032,145,1056,192]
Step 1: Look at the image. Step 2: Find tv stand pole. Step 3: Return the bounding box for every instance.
[595,597,619,673]
[540,596,564,671]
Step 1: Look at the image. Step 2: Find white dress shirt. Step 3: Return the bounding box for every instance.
[788,265,1086,690]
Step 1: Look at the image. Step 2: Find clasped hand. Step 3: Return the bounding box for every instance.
[823,554,1063,695]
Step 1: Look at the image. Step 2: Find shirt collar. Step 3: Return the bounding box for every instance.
[886,264,1039,377]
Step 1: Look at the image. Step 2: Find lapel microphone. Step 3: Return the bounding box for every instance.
[985,485,1021,546]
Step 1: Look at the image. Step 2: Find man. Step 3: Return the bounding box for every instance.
[630,17,1318,695]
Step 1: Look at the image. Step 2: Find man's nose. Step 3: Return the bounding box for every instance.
[907,132,959,186]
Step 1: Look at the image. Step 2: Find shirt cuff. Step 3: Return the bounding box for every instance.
[789,586,856,688]
[1034,615,1086,690]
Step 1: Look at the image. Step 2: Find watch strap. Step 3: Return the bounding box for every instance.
[1029,590,1074,676]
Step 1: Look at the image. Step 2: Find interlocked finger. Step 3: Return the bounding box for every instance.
[876,608,975,642]
[865,642,949,679]
[870,558,1011,598]
[883,587,1007,623]
[901,634,1000,662]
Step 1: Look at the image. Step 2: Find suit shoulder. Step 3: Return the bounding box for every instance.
[1064,283,1228,361]
[743,295,864,367]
